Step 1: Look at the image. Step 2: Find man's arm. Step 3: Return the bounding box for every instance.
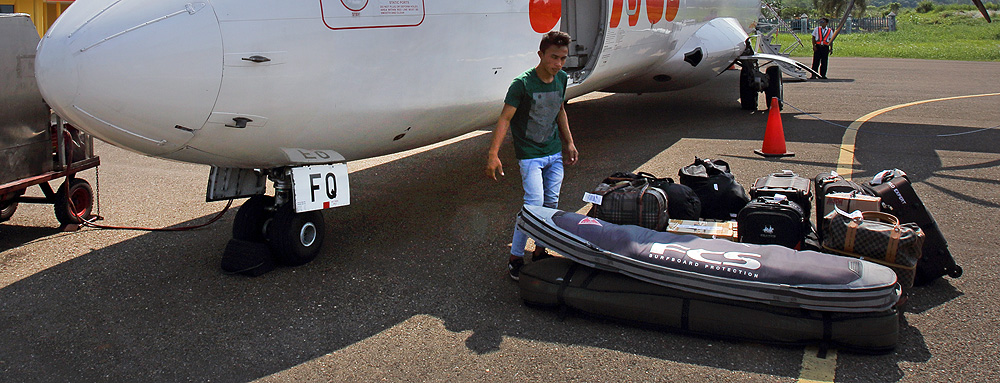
[485,104,518,181]
[556,104,578,165]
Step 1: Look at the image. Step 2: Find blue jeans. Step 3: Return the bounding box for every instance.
[511,152,564,257]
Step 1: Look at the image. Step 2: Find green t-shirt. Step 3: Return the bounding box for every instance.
[504,68,568,160]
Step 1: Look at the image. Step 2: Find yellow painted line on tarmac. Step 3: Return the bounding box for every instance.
[797,92,1000,383]
[836,92,1000,181]
[799,346,838,382]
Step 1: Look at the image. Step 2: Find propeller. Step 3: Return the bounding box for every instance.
[830,0,856,44]
[972,0,992,23]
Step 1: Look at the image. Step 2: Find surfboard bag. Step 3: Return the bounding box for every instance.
[519,257,899,353]
[517,205,901,313]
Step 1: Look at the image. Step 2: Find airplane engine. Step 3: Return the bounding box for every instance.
[601,17,749,93]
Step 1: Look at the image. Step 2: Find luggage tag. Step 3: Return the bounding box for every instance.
[818,170,840,185]
[870,169,906,185]
[833,205,864,221]
[583,192,603,205]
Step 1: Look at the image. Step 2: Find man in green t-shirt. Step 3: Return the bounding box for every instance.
[485,31,579,281]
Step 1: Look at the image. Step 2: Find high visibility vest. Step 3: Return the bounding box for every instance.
[815,27,833,45]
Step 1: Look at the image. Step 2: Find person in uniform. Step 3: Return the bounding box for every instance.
[811,18,833,79]
[485,31,579,281]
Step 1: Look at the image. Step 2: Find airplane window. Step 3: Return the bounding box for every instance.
[0,5,16,13]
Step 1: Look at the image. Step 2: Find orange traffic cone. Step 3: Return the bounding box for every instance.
[755,97,794,158]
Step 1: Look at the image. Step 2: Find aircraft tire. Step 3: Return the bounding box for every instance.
[267,205,325,267]
[233,195,275,242]
[764,65,783,110]
[54,178,93,225]
[739,67,758,111]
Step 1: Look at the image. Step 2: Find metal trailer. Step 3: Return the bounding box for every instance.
[1,14,100,226]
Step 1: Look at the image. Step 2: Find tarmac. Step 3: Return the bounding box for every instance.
[1,57,999,382]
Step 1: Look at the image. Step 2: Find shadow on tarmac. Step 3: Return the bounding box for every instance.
[2,74,998,382]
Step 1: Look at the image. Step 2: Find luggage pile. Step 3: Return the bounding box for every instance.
[516,159,962,352]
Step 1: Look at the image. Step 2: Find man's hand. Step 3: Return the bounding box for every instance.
[486,154,504,181]
[563,143,579,166]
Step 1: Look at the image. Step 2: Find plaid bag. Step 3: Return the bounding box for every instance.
[587,175,669,231]
[822,209,925,288]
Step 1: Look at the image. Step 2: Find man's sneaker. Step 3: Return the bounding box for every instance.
[508,257,525,281]
[531,247,553,262]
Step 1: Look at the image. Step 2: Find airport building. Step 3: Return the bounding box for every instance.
[0,0,72,37]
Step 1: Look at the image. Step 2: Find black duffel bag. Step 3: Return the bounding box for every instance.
[678,158,750,220]
[636,172,702,220]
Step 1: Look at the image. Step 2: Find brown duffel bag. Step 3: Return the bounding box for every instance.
[822,209,925,288]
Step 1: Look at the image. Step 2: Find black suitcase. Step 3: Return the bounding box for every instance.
[737,195,807,249]
[813,171,870,239]
[751,170,813,224]
[519,257,899,353]
[862,169,962,285]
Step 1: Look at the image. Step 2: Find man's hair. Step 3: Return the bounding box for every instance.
[820,17,830,23]
[539,31,571,52]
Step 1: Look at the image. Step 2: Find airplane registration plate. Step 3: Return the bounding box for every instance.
[290,163,350,213]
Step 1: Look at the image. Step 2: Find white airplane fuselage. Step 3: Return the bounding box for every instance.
[36,0,759,169]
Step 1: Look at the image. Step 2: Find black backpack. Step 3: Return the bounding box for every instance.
[678,158,750,220]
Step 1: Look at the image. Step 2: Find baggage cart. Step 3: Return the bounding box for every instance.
[1,14,100,226]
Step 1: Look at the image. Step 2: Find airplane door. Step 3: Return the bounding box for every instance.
[561,0,605,80]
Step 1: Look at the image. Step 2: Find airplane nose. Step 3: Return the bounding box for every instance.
[36,0,222,156]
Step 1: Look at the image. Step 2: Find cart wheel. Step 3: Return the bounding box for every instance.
[1,199,18,222]
[54,178,94,225]
[266,205,325,266]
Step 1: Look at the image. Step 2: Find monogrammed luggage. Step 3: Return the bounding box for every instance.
[519,257,899,353]
[862,169,962,285]
[814,171,871,239]
[516,205,901,312]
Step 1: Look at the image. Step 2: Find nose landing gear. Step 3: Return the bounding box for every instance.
[222,167,328,275]
[738,57,783,112]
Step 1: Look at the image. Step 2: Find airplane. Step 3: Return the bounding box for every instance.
[31,0,991,267]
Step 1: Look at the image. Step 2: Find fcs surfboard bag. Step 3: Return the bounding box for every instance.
[516,205,901,313]
[519,257,899,353]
